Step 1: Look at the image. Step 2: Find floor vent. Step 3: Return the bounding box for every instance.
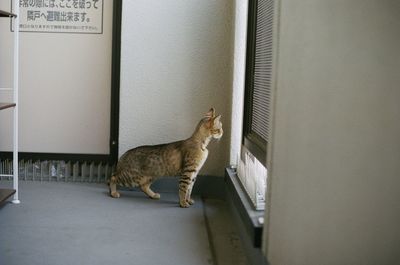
[0,159,115,183]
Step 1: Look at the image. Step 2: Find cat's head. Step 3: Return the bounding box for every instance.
[201,108,223,140]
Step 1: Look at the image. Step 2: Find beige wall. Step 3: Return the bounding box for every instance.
[119,0,234,176]
[265,1,400,264]
[0,1,113,154]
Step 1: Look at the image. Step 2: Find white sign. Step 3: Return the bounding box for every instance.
[18,0,104,34]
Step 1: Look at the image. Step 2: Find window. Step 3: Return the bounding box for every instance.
[243,0,274,166]
[238,0,274,210]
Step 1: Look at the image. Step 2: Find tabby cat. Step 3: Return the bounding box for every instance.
[109,108,223,208]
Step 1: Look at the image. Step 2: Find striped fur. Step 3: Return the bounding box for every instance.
[109,108,223,208]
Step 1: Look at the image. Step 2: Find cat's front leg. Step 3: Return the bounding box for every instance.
[179,183,190,208]
[186,176,197,205]
[179,172,195,208]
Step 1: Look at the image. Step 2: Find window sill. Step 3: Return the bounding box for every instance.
[225,167,264,248]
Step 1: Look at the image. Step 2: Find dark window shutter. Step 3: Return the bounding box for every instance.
[243,0,274,167]
[252,0,273,142]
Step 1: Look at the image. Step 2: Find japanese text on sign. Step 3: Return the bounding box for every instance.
[18,0,104,34]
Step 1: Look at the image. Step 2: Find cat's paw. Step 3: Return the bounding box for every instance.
[180,201,190,208]
[110,191,120,198]
[187,198,195,205]
[151,193,161,200]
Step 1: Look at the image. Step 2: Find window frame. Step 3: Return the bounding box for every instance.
[242,0,270,167]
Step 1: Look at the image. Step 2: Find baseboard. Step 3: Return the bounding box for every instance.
[118,175,226,199]
[149,175,226,199]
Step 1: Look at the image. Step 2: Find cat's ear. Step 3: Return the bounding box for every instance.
[204,108,215,119]
[213,114,221,125]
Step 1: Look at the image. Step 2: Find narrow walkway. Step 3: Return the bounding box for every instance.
[203,198,248,265]
[0,181,248,265]
[0,182,213,265]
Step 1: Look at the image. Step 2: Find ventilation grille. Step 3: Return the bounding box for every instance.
[0,159,114,183]
[237,150,267,211]
[251,0,274,142]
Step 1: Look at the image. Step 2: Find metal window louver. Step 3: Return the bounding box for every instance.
[251,0,274,143]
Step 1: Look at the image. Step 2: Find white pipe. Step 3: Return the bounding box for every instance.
[12,0,20,204]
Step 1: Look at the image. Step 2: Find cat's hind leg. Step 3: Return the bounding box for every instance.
[140,177,160,200]
[109,175,120,198]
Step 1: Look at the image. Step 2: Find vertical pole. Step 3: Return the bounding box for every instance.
[12,0,20,204]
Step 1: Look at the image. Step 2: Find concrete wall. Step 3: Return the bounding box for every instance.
[119,0,234,176]
[265,1,400,264]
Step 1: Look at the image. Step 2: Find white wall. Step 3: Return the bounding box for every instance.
[230,0,248,167]
[265,1,400,264]
[119,0,234,176]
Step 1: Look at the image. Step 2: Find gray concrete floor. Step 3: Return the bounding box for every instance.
[0,181,248,265]
[203,198,248,265]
